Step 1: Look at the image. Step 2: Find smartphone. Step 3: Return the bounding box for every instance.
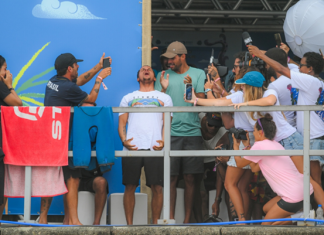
[103,58,110,69]
[274,33,282,47]
[185,83,193,100]
[320,49,323,57]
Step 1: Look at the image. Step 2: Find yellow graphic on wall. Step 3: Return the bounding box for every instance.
[13,42,53,106]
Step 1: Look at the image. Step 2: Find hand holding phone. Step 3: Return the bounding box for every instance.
[103,58,110,69]
[185,83,193,100]
[274,33,282,48]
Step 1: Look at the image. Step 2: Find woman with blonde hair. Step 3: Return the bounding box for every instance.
[185,69,262,222]
[186,69,305,222]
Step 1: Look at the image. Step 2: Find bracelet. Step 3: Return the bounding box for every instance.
[221,89,225,96]
[213,77,220,83]
[122,139,127,146]
[194,98,199,106]
[8,88,14,92]
[287,56,290,63]
[97,76,108,90]
[243,145,251,150]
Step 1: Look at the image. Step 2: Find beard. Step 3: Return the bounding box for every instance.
[169,61,182,72]
[141,77,154,84]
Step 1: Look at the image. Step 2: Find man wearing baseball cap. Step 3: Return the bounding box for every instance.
[154,41,206,223]
[44,52,111,225]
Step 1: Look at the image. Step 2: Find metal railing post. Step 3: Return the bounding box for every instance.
[303,111,311,222]
[162,112,172,224]
[23,166,32,222]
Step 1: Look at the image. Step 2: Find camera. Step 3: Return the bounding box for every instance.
[229,127,247,140]
[238,51,265,70]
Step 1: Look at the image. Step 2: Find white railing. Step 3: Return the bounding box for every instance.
[24,105,322,225]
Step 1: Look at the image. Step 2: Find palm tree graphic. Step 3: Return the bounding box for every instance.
[13,42,53,106]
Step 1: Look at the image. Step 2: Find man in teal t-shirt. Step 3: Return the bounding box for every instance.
[154,41,205,223]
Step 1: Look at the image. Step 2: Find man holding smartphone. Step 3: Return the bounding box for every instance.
[44,52,112,225]
[155,41,206,223]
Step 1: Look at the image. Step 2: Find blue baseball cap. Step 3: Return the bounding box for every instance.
[235,71,265,88]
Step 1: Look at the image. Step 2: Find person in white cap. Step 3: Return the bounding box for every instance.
[155,41,206,223]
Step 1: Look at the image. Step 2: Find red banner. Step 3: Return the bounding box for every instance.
[1,106,70,166]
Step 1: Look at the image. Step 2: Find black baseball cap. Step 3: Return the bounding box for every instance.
[55,53,83,71]
[206,112,223,127]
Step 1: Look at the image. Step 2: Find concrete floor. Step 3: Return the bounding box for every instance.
[1,225,324,235]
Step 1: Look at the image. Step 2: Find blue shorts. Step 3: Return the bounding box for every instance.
[279,131,324,167]
[279,131,303,150]
[310,138,324,167]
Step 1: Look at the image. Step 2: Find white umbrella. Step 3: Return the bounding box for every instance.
[283,0,324,58]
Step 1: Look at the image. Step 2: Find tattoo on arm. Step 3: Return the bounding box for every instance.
[240,213,245,219]
[94,89,99,93]
[211,70,218,78]
[84,72,91,80]
[95,81,100,84]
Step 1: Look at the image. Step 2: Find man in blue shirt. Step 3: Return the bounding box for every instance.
[43,52,111,225]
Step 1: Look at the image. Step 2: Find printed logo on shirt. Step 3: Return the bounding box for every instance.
[315,87,324,122]
[287,84,299,105]
[128,96,164,107]
[47,81,59,92]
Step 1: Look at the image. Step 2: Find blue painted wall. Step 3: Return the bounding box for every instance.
[1,0,142,215]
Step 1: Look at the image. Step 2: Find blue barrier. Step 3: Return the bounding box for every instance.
[0,218,323,227]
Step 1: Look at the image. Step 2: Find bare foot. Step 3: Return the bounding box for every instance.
[69,219,83,225]
[38,218,48,224]
[63,216,69,225]
[237,219,247,225]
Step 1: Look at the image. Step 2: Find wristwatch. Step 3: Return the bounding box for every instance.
[122,139,127,146]
[8,88,14,92]
[205,88,212,95]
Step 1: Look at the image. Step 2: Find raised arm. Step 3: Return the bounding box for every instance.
[231,94,277,109]
[248,45,291,79]
[185,88,233,106]
[76,54,112,86]
[233,132,252,168]
[82,68,111,103]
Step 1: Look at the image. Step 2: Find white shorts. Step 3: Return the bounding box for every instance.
[227,132,255,169]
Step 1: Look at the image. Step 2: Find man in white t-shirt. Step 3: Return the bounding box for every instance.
[248,45,324,186]
[118,65,173,225]
[265,47,297,127]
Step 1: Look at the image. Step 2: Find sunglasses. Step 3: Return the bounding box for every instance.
[299,63,308,68]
